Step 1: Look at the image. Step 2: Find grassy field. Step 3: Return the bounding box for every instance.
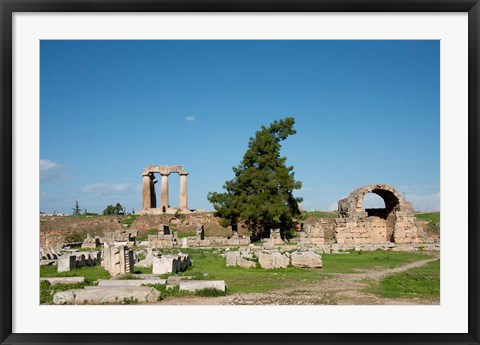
[136,228,158,241]
[321,250,433,273]
[39,249,438,302]
[157,248,436,294]
[415,212,440,232]
[40,264,110,283]
[365,259,440,300]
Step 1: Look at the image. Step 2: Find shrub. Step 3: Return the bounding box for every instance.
[195,288,226,297]
[122,296,139,304]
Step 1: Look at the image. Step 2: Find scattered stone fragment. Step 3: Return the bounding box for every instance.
[53,286,160,304]
[41,277,85,286]
[97,279,166,287]
[290,251,323,268]
[177,280,226,292]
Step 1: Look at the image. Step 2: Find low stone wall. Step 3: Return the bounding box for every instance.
[186,236,251,247]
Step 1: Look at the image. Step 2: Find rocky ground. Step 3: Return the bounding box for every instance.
[156,256,440,305]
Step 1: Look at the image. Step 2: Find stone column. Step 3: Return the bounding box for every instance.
[151,176,157,208]
[142,173,152,209]
[160,173,170,211]
[179,172,188,209]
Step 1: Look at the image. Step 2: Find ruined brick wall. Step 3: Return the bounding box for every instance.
[334,184,425,244]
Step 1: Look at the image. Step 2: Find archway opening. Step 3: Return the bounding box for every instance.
[363,193,386,218]
[362,189,400,243]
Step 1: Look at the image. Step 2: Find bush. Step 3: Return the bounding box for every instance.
[142,284,192,301]
[122,296,139,304]
[64,233,83,243]
[195,288,226,297]
[40,280,87,304]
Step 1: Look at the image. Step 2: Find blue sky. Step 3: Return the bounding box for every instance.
[40,40,440,214]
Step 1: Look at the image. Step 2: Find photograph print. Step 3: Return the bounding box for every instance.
[39,40,440,305]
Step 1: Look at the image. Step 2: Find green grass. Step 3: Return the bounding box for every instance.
[136,228,158,241]
[155,248,436,295]
[177,231,196,238]
[301,211,338,219]
[40,265,110,284]
[321,251,433,273]
[69,214,101,218]
[117,274,141,280]
[121,296,139,304]
[158,248,326,294]
[415,212,440,232]
[143,283,226,301]
[142,284,192,301]
[133,266,153,274]
[195,288,227,297]
[365,259,440,300]
[40,280,87,304]
[122,214,137,228]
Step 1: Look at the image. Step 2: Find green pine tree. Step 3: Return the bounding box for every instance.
[207,117,302,240]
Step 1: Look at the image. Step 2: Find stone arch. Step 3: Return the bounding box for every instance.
[335,184,424,244]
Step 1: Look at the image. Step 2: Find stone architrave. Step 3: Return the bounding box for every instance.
[179,172,188,209]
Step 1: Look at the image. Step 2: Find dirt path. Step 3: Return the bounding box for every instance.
[158,256,440,305]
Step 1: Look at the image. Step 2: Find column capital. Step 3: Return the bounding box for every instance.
[160,172,171,177]
[179,171,189,176]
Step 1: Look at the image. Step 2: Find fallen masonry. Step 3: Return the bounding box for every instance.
[97,279,167,287]
[57,251,101,273]
[290,251,323,268]
[224,243,323,269]
[41,277,85,286]
[176,280,226,292]
[152,252,192,275]
[101,243,134,276]
[53,286,160,305]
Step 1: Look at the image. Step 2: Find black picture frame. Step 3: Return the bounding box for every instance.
[1,1,478,344]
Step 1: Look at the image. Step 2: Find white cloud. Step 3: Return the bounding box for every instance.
[405,193,440,212]
[185,116,196,122]
[40,159,67,183]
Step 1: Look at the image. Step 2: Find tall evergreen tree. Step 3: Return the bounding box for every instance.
[208,117,302,239]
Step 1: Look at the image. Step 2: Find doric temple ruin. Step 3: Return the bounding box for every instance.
[334,184,425,244]
[141,165,189,213]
